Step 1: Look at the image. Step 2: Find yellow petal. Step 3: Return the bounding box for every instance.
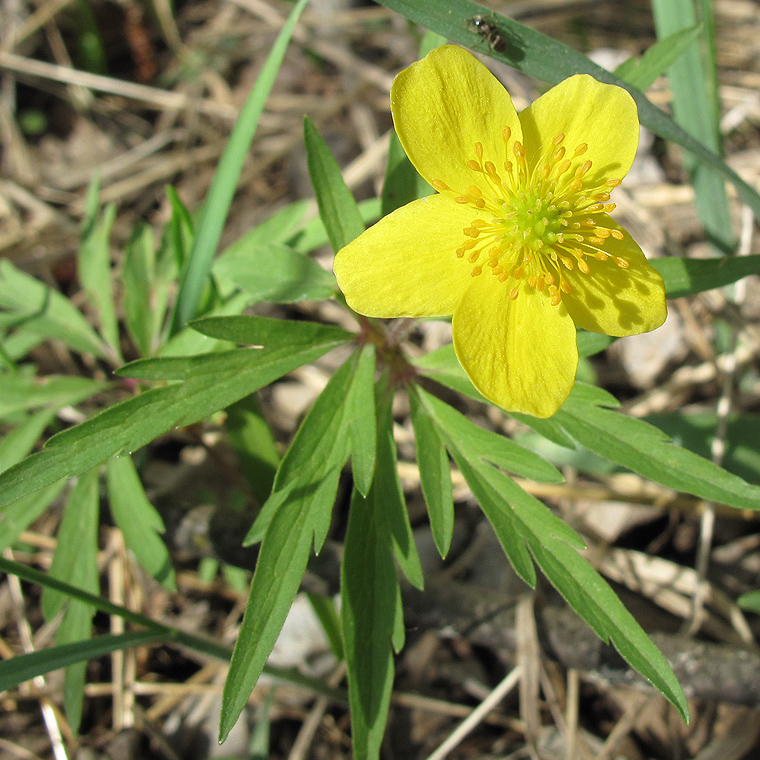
[391,45,523,195]
[519,75,638,188]
[561,216,667,336]
[453,275,578,418]
[334,195,478,318]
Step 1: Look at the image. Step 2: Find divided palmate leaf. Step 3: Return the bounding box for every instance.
[342,386,406,760]
[555,390,760,510]
[0,319,352,511]
[106,455,177,590]
[425,391,687,719]
[221,348,376,742]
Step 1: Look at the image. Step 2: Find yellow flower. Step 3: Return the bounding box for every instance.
[334,45,666,418]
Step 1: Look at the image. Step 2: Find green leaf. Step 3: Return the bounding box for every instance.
[0,332,350,511]
[375,383,423,589]
[341,483,398,760]
[225,394,281,505]
[577,331,617,358]
[409,388,454,557]
[307,593,344,660]
[416,387,564,484]
[373,0,760,225]
[0,373,107,419]
[106,455,177,590]
[220,472,322,742]
[644,411,760,484]
[0,259,109,359]
[381,131,433,217]
[291,198,380,255]
[0,408,57,471]
[78,198,122,361]
[43,466,100,734]
[123,224,159,357]
[188,314,353,352]
[555,394,760,510]
[348,345,377,498]
[0,631,165,693]
[221,352,366,741]
[171,0,309,332]
[614,25,703,91]
[213,242,336,303]
[0,481,66,554]
[414,343,577,447]
[653,255,760,299]
[303,116,365,252]
[652,0,731,252]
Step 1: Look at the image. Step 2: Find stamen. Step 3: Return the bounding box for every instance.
[615,257,629,269]
[509,286,519,300]
[431,179,451,192]
[475,142,484,160]
[553,132,565,145]
[574,143,588,156]
[467,160,482,172]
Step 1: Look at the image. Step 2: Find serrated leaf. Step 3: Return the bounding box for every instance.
[341,483,398,760]
[303,116,365,252]
[416,387,564,483]
[555,395,760,510]
[614,25,703,91]
[0,259,109,359]
[106,455,176,590]
[0,333,349,511]
[213,242,336,304]
[653,255,760,299]
[0,631,165,692]
[409,388,454,557]
[348,345,377,497]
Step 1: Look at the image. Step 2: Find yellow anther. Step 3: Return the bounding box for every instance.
[593,251,608,260]
[456,248,465,258]
[615,257,629,269]
[557,159,571,175]
[475,142,484,159]
[610,229,624,240]
[461,239,477,251]
[553,132,565,145]
[468,249,480,262]
[455,196,470,204]
[606,178,622,187]
[474,198,486,209]
[468,185,483,197]
[509,286,520,300]
[560,279,572,294]
[553,146,566,162]
[578,258,590,274]
[471,265,483,276]
[513,141,526,158]
[604,203,616,213]
[545,272,555,285]
[431,179,451,192]
[499,272,510,282]
[467,160,482,172]
[579,159,593,175]
[574,143,588,156]
[550,288,561,306]
[504,160,514,173]
[471,219,488,228]
[594,192,610,201]
[585,203,604,213]
[588,236,605,245]
[502,126,511,143]
[541,164,551,179]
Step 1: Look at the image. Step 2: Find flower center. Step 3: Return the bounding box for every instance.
[431,128,630,306]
